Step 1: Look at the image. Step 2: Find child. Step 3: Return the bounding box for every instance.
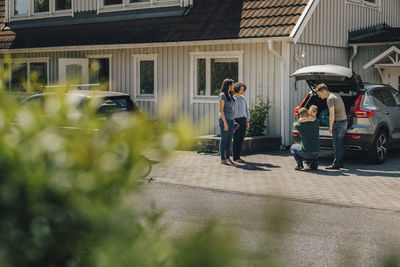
[298,105,318,123]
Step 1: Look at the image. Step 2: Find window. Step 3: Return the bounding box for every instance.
[139,60,154,95]
[89,58,110,91]
[104,0,122,5]
[380,88,397,107]
[347,0,378,8]
[14,0,29,15]
[2,59,48,92]
[190,51,243,103]
[210,58,238,96]
[10,0,71,18]
[55,0,71,11]
[133,54,158,101]
[101,0,180,11]
[372,90,384,104]
[398,76,400,91]
[389,88,400,106]
[34,0,49,13]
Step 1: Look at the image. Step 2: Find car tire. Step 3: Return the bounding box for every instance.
[367,130,388,164]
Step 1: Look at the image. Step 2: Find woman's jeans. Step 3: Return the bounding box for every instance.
[219,118,234,160]
[332,120,348,167]
[233,117,247,160]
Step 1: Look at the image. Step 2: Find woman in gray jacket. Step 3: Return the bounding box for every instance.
[233,83,250,163]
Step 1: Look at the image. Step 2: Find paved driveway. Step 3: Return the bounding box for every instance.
[150,149,400,212]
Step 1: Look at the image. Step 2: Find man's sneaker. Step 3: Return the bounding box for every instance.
[325,165,340,170]
[310,160,318,170]
[295,165,304,171]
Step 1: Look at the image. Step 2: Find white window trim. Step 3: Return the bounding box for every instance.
[98,0,180,14]
[347,0,380,9]
[8,0,73,21]
[1,57,50,91]
[133,54,158,102]
[189,51,243,104]
[86,54,113,91]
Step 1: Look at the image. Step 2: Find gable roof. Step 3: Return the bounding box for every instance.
[0,0,310,50]
[363,45,400,69]
[349,24,400,44]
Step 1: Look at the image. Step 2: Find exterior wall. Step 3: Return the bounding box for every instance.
[298,0,400,48]
[74,0,97,12]
[5,41,284,137]
[352,45,394,84]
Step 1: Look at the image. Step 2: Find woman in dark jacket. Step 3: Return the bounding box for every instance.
[218,78,235,165]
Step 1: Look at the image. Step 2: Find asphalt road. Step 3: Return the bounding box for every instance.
[134,182,400,267]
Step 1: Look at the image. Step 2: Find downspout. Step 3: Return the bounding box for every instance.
[349,45,358,69]
[267,40,285,147]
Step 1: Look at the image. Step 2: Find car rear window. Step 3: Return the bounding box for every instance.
[96,97,135,114]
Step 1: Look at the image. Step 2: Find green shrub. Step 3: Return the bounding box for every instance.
[248,97,270,136]
[0,73,234,266]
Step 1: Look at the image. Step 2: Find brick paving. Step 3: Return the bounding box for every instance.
[149,149,400,212]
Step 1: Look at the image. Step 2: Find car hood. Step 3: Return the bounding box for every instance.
[290,64,363,92]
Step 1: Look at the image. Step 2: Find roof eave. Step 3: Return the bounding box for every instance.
[290,0,320,44]
[0,36,291,53]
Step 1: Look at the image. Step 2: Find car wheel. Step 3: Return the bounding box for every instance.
[367,130,388,164]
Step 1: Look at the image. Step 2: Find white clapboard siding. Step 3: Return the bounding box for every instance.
[352,45,392,84]
[298,0,400,48]
[74,0,97,12]
[8,41,283,136]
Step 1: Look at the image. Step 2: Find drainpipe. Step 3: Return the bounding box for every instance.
[267,40,286,147]
[349,45,358,69]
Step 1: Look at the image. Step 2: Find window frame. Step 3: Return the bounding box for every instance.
[1,57,49,91]
[347,0,379,9]
[86,54,113,91]
[190,51,243,104]
[133,54,158,102]
[99,0,181,13]
[8,0,73,21]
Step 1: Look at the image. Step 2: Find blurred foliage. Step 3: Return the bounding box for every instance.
[248,97,271,137]
[0,60,231,267]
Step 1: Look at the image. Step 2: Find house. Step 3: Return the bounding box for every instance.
[0,0,399,146]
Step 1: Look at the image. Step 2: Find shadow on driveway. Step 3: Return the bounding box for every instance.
[314,149,400,178]
[233,161,281,171]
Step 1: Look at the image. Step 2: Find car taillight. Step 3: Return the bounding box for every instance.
[294,94,309,116]
[354,95,374,118]
[345,134,361,139]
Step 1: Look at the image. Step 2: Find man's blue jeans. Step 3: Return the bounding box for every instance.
[219,118,234,160]
[290,144,318,167]
[332,120,348,167]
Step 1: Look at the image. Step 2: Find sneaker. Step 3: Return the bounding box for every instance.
[294,165,304,171]
[235,159,245,163]
[325,165,340,170]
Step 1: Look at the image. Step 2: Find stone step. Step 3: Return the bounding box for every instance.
[196,135,281,154]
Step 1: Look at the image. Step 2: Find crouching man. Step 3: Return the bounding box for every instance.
[291,107,320,170]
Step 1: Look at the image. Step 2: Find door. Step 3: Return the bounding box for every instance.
[379,87,400,140]
[387,87,400,140]
[59,59,89,84]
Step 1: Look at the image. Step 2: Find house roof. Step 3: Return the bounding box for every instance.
[0,0,309,50]
[349,24,400,44]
